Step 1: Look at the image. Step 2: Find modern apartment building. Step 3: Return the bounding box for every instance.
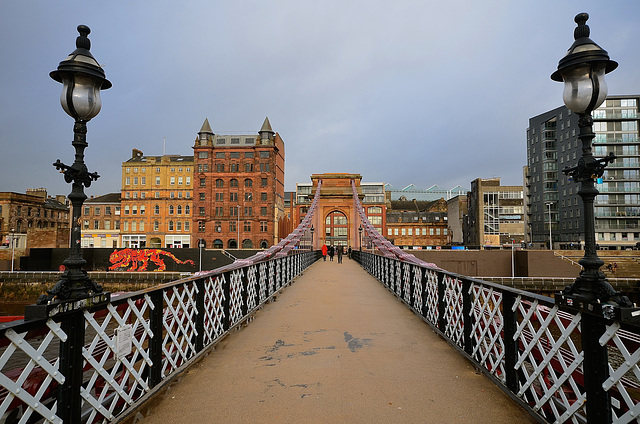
[121,149,194,248]
[464,178,524,248]
[192,118,285,249]
[526,95,640,249]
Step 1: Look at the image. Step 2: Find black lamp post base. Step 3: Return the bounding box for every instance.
[561,273,632,308]
[36,270,105,305]
[25,291,111,320]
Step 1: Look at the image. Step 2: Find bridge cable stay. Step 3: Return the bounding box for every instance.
[351,180,439,269]
[212,180,323,273]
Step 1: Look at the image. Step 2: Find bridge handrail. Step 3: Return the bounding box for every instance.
[353,250,640,424]
[0,250,322,423]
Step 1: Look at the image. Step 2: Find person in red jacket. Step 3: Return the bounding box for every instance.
[321,244,328,261]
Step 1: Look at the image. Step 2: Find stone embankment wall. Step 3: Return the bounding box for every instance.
[0,271,189,302]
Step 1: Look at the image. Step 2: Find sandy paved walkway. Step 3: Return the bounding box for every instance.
[126,258,537,423]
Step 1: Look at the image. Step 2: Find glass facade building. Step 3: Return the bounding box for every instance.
[526,95,640,249]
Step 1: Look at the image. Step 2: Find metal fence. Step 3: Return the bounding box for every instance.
[354,250,640,424]
[0,251,321,423]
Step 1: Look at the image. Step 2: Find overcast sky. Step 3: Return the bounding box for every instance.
[1,1,639,198]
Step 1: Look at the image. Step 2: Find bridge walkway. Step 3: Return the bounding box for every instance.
[125,258,537,423]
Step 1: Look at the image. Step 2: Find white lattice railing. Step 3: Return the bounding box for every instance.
[355,250,640,424]
[0,250,321,424]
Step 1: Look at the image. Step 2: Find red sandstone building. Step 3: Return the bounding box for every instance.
[192,118,285,249]
[295,173,386,249]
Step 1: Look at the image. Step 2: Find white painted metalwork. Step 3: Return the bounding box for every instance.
[470,285,505,382]
[161,282,199,377]
[203,274,226,344]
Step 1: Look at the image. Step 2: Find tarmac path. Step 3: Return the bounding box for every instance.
[126,258,537,424]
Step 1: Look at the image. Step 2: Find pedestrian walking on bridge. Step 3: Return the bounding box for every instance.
[337,245,343,263]
[322,244,328,261]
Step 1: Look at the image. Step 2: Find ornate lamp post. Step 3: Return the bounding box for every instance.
[37,25,111,304]
[358,225,363,251]
[551,13,629,308]
[310,225,315,250]
[552,14,635,422]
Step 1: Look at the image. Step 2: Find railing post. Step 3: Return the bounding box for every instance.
[58,310,85,424]
[149,290,163,389]
[581,311,611,423]
[437,273,446,334]
[222,271,231,331]
[195,279,205,353]
[462,279,473,356]
[502,291,519,394]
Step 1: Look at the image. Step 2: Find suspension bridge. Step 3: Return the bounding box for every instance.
[1,179,639,423]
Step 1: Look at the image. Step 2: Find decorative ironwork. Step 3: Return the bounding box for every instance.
[353,250,640,423]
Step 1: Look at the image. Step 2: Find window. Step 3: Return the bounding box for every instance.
[133,177,138,185]
[177,205,182,215]
[261,178,268,187]
[105,206,111,215]
[244,221,251,231]
[230,207,238,216]
[186,176,191,186]
[230,221,236,232]
[230,192,238,201]
[177,221,182,231]
[245,152,254,158]
[408,228,412,236]
[261,192,268,201]
[261,207,267,216]
[230,152,240,159]
[216,152,225,159]
[124,206,130,215]
[245,179,253,187]
[245,207,252,216]
[230,179,238,187]
[261,221,268,232]
[84,206,90,215]
[93,220,99,230]
[83,220,90,230]
[94,207,101,215]
[216,163,224,172]
[215,179,223,188]
[178,177,183,185]
[169,205,174,215]
[198,151,208,158]
[154,205,160,215]
[155,177,161,185]
[170,177,175,185]
[215,221,222,232]
[198,221,205,232]
[230,163,238,172]
[245,192,253,201]
[368,207,382,214]
[185,205,190,215]
[200,178,206,187]
[105,220,111,230]
[215,192,223,201]
[126,177,131,185]
[184,221,189,231]
[140,206,146,215]
[259,151,269,158]
[200,192,206,201]
[245,163,253,172]
[168,221,174,231]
